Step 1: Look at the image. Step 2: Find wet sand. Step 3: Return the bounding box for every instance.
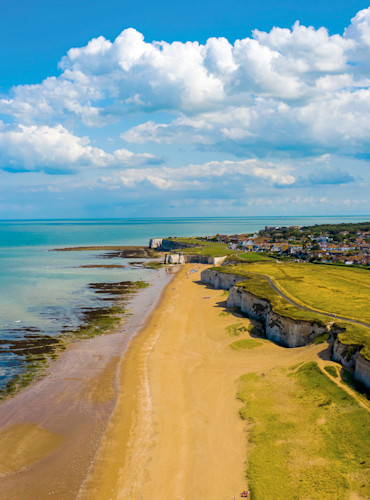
[0,266,176,499]
[81,264,330,500]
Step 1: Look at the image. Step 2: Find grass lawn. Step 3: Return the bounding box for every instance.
[168,237,234,257]
[237,362,370,499]
[236,252,275,262]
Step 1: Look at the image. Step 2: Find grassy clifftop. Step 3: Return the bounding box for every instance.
[215,260,370,324]
[167,237,234,257]
[167,237,274,261]
[234,275,327,325]
[211,261,370,360]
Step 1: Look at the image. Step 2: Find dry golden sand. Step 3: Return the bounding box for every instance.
[81,264,340,500]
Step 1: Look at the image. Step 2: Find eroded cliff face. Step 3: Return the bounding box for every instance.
[227,285,327,348]
[201,269,326,347]
[164,253,185,264]
[164,255,228,265]
[355,353,370,389]
[185,255,227,265]
[200,268,244,289]
[201,268,370,390]
[149,240,227,265]
[332,337,359,369]
[332,337,370,389]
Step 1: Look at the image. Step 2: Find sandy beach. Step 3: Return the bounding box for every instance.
[80,264,331,500]
[0,266,176,499]
[1,262,356,499]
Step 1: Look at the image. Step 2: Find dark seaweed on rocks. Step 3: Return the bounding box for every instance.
[0,279,149,400]
[98,247,159,259]
[0,333,63,357]
[53,245,159,259]
[62,280,148,340]
[0,329,66,400]
[61,281,148,339]
[77,264,126,269]
[88,280,145,294]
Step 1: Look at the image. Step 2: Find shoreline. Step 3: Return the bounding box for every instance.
[80,263,367,499]
[0,265,177,499]
[1,260,368,498]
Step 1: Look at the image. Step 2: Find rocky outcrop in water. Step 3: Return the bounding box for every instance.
[149,238,163,249]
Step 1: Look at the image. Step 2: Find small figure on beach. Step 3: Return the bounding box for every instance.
[240,491,249,497]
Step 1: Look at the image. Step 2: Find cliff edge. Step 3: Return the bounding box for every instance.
[201,267,370,391]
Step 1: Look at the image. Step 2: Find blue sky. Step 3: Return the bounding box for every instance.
[0,0,369,218]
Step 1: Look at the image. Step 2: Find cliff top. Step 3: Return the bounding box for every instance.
[210,260,370,360]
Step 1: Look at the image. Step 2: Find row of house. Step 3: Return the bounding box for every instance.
[212,227,370,266]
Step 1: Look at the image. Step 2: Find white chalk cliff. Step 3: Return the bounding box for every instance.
[201,268,370,391]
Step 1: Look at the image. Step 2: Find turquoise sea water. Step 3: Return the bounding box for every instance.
[0,216,368,390]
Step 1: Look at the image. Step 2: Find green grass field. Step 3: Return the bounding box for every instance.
[235,252,275,262]
[168,237,234,257]
[237,362,370,499]
[232,274,328,325]
[220,261,370,324]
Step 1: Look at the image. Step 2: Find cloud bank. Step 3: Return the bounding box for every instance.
[0,8,369,216]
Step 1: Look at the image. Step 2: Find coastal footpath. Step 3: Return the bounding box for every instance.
[201,267,370,390]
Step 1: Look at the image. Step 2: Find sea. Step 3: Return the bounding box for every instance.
[0,216,368,392]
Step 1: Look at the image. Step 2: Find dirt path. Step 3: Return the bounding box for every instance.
[315,355,370,412]
[261,274,370,328]
[82,264,331,500]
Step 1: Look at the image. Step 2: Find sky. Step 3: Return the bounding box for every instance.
[0,0,369,218]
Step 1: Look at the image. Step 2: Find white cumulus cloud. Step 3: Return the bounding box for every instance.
[0,123,158,173]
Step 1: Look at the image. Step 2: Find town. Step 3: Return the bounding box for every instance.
[211,222,370,267]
